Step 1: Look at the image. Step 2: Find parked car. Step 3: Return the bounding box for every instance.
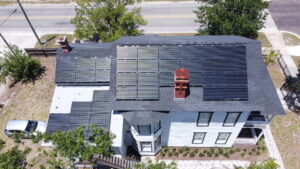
[4,120,47,138]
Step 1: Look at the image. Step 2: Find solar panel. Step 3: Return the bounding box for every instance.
[69,113,90,125]
[93,90,109,102]
[95,69,110,82]
[138,47,158,60]
[56,70,75,82]
[56,57,76,70]
[71,102,91,113]
[117,47,137,59]
[181,59,202,72]
[116,85,137,99]
[117,73,137,85]
[117,60,137,72]
[91,102,110,113]
[159,59,180,72]
[159,72,173,86]
[76,58,95,70]
[137,85,159,100]
[138,60,158,72]
[159,46,180,60]
[189,72,203,86]
[181,46,201,60]
[75,69,95,82]
[138,73,158,86]
[96,58,111,69]
[89,114,110,126]
[203,87,248,101]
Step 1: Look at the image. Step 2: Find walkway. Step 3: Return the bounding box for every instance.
[261,10,298,77]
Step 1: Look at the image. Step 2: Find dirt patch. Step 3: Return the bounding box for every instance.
[257,33,272,48]
[270,111,300,169]
[0,56,56,168]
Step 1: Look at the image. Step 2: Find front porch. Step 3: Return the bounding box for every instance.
[235,128,265,145]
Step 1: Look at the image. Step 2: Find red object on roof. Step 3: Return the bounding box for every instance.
[174,69,189,98]
[57,36,71,53]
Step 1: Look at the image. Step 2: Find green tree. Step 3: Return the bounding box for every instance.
[0,45,44,83]
[194,0,269,39]
[0,146,31,169]
[134,160,177,169]
[235,159,279,169]
[43,124,115,166]
[71,0,146,42]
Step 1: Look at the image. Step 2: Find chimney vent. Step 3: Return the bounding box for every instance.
[174,68,189,99]
[57,36,71,53]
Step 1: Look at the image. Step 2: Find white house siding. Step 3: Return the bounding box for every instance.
[110,113,126,157]
[162,111,250,147]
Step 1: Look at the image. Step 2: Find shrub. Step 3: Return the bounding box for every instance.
[160,151,165,157]
[12,132,23,143]
[163,147,169,153]
[207,152,212,157]
[248,152,253,156]
[0,139,5,150]
[203,150,207,154]
[229,149,235,154]
[241,152,245,157]
[210,148,215,153]
[261,146,267,152]
[243,148,247,152]
[179,147,184,153]
[256,152,261,155]
[168,152,173,157]
[174,152,179,157]
[189,152,195,158]
[199,152,205,157]
[218,148,224,155]
[236,148,241,152]
[183,152,188,157]
[184,146,190,153]
[0,45,44,83]
[224,152,230,158]
[194,149,199,154]
[214,153,219,157]
[172,148,176,153]
[257,146,261,150]
[252,148,256,152]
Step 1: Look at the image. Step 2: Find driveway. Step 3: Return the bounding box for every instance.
[269,0,300,35]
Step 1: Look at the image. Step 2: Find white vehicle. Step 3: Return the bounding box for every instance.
[4,120,47,138]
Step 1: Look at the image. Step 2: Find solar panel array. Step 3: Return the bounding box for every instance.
[116,45,248,101]
[56,57,111,84]
[46,90,110,138]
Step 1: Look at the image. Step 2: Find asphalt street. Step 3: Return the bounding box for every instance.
[269,0,300,35]
[0,2,199,34]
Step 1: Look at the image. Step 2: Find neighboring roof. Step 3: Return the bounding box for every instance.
[5,120,28,131]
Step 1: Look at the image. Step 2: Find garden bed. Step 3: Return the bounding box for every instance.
[156,139,268,161]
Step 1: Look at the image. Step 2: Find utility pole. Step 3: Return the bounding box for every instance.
[0,33,16,56]
[16,0,43,45]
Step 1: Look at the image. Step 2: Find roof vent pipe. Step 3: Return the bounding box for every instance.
[57,36,71,53]
[174,68,189,99]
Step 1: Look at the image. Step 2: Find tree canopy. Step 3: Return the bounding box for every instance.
[194,0,269,39]
[0,45,44,83]
[43,124,115,166]
[71,0,146,42]
[0,146,31,169]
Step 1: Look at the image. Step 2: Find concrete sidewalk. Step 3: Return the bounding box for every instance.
[261,10,298,77]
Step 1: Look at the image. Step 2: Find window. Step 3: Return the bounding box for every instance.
[138,125,151,135]
[25,121,38,133]
[197,112,213,126]
[223,112,241,127]
[154,135,161,149]
[216,132,231,144]
[154,121,161,133]
[192,132,206,144]
[140,142,152,152]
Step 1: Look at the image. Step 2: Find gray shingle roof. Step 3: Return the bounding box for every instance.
[55,35,285,116]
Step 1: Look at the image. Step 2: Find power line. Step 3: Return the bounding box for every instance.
[0,8,17,27]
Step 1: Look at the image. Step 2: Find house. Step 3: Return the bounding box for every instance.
[45,35,285,157]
